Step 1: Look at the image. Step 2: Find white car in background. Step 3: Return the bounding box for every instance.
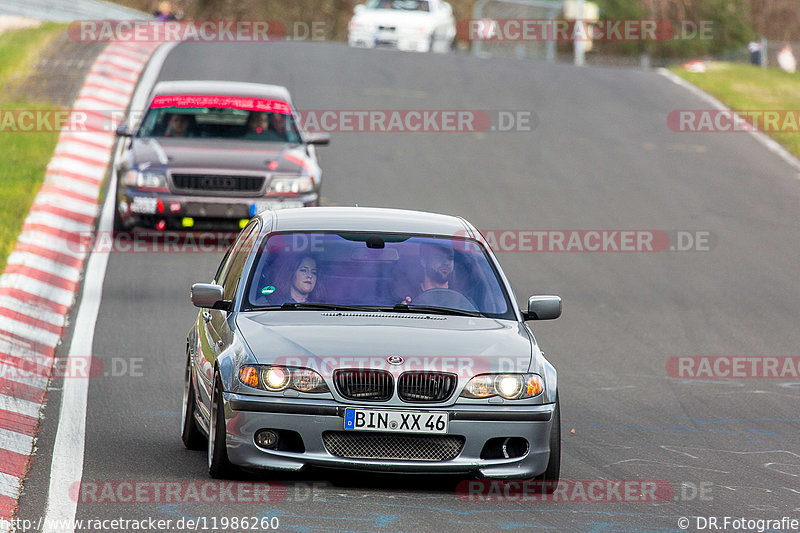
[348,0,456,53]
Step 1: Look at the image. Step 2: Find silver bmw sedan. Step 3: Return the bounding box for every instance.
[182,207,562,487]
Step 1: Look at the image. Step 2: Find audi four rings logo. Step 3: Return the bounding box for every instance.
[387,356,404,365]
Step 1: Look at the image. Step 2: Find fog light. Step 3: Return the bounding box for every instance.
[181,217,194,228]
[239,219,249,229]
[255,429,279,449]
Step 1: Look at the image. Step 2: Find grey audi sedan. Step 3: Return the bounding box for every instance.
[114,80,328,231]
[183,207,562,485]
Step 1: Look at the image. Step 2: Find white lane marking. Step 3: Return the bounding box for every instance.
[58,132,115,149]
[0,317,59,347]
[94,53,142,71]
[39,136,113,533]
[0,395,42,418]
[23,212,94,236]
[82,74,135,93]
[53,141,111,163]
[32,194,99,216]
[6,252,82,282]
[0,428,34,457]
[657,68,800,175]
[0,472,24,500]
[0,360,49,390]
[0,274,76,307]
[47,160,108,184]
[0,339,48,359]
[41,40,176,533]
[88,64,139,81]
[74,91,131,108]
[0,296,65,328]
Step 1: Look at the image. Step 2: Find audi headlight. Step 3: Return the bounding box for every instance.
[268,175,315,195]
[238,365,329,393]
[124,169,167,188]
[461,373,544,400]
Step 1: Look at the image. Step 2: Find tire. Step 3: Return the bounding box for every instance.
[535,393,561,493]
[208,375,235,479]
[181,359,205,450]
[112,197,125,234]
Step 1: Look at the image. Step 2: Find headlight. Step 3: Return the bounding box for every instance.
[124,169,167,188]
[268,175,315,195]
[461,373,544,400]
[349,20,367,32]
[238,365,329,393]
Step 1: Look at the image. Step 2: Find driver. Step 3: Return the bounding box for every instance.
[400,243,454,304]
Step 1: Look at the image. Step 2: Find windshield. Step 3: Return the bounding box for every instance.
[243,232,514,319]
[137,94,302,143]
[367,0,430,12]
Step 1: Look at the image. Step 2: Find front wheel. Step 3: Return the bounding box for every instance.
[208,375,235,478]
[181,359,205,450]
[535,393,561,492]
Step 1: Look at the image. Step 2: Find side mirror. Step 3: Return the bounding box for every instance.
[115,124,133,137]
[305,132,330,146]
[190,283,229,310]
[523,295,561,321]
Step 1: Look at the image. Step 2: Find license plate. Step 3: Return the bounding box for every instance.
[344,408,448,434]
[252,200,304,214]
[130,196,157,214]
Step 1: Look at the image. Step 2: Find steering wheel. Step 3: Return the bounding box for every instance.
[412,289,478,312]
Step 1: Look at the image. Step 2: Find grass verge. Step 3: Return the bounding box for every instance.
[670,62,800,158]
[0,23,66,272]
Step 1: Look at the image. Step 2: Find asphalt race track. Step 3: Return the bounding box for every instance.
[19,41,800,532]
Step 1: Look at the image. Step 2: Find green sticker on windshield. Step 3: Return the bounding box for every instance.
[261,285,276,295]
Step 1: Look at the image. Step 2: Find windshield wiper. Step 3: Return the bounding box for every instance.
[247,303,382,312]
[390,304,483,317]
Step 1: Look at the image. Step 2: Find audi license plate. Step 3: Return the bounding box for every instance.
[344,408,448,434]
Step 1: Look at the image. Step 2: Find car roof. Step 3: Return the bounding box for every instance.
[150,80,292,102]
[260,207,474,237]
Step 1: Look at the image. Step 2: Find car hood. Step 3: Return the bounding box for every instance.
[130,137,306,174]
[236,311,533,373]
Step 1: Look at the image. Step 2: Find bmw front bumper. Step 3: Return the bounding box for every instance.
[222,393,556,479]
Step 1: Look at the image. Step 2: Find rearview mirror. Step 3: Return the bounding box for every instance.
[115,124,132,137]
[523,295,561,321]
[305,132,330,146]
[190,283,228,310]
